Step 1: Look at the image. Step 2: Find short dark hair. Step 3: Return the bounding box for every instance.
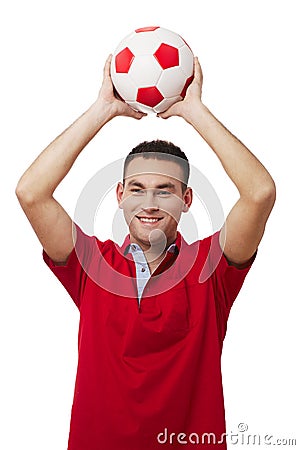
[123,140,190,192]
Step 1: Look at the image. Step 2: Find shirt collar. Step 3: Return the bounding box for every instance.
[122,232,181,256]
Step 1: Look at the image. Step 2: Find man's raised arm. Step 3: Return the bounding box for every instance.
[158,57,276,266]
[15,55,145,264]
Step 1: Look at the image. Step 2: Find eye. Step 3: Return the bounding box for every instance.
[130,189,145,194]
[156,190,171,196]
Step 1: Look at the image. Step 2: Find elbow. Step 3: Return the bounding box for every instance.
[16,178,52,206]
[252,178,276,209]
[15,181,35,205]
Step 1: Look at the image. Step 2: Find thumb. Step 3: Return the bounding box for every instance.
[103,54,113,79]
[157,110,171,119]
[157,101,180,119]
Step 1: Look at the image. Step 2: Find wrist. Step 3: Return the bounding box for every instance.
[182,101,208,126]
[90,99,116,125]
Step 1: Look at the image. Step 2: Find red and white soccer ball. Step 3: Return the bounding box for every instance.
[110,26,194,114]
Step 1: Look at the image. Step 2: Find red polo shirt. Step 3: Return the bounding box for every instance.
[43,223,255,450]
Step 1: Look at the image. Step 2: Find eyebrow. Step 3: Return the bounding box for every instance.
[127,180,176,190]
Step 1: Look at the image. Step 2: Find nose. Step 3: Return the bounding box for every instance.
[141,190,159,211]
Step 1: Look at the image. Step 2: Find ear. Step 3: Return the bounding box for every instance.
[182,187,193,213]
[116,182,124,208]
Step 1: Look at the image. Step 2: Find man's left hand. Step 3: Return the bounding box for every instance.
[157,57,203,122]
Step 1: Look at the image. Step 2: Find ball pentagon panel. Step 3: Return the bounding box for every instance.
[135,26,160,33]
[115,47,135,73]
[180,75,194,98]
[137,86,164,108]
[154,43,179,69]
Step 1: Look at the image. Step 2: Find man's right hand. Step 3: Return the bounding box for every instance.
[96,54,146,120]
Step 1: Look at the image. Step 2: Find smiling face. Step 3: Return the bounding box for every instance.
[116,156,193,251]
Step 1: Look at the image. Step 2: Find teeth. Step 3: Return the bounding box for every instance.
[139,217,160,223]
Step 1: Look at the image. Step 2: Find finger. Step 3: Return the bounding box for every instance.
[103,54,113,78]
[124,105,147,119]
[131,110,147,120]
[193,56,203,82]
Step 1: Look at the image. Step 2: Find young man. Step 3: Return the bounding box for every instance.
[15,55,276,449]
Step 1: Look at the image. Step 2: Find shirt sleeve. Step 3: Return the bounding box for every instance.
[200,230,257,340]
[42,222,97,309]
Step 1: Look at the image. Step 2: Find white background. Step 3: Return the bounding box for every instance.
[1,0,299,448]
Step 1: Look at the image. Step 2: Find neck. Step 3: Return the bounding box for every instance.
[130,232,177,263]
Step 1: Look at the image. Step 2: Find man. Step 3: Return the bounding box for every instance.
[15,55,276,449]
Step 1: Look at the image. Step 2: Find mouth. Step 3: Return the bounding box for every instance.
[136,216,163,225]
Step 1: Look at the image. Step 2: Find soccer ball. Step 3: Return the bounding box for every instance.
[110,26,194,114]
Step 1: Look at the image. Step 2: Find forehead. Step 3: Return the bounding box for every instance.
[125,157,184,185]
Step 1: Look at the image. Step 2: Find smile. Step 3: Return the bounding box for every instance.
[136,216,163,223]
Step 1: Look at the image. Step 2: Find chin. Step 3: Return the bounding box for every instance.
[129,228,152,246]
[130,226,176,248]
